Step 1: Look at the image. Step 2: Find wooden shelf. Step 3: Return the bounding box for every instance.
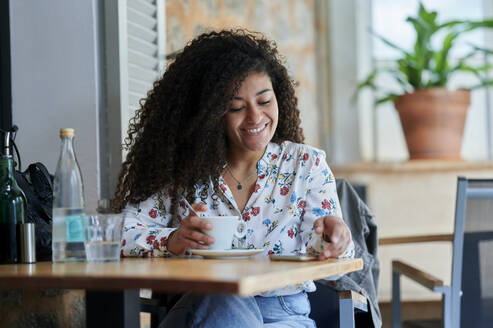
[333,160,493,174]
[379,234,454,246]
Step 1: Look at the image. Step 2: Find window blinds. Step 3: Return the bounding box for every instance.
[126,0,165,115]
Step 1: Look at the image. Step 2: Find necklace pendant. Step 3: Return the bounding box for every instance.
[237,184,242,190]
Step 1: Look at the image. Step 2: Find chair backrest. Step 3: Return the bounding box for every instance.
[308,179,380,328]
[450,177,493,328]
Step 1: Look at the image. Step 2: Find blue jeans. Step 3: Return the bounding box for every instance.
[160,292,316,328]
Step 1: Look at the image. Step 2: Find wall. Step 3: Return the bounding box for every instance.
[165,0,324,148]
[5,1,100,324]
[10,0,101,211]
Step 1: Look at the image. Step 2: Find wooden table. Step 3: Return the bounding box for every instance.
[0,257,363,327]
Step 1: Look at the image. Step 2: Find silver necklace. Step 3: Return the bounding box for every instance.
[226,165,257,190]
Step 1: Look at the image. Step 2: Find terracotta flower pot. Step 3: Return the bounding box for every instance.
[394,88,470,160]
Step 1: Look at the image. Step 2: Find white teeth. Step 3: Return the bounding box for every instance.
[247,127,263,133]
[246,122,269,133]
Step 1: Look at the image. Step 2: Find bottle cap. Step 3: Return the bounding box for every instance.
[18,223,36,263]
[60,128,75,138]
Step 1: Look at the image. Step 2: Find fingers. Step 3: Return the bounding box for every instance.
[191,203,208,214]
[318,237,348,259]
[168,211,216,254]
[172,214,215,254]
[184,216,212,231]
[182,238,210,250]
[177,219,215,245]
[313,218,324,234]
[316,216,351,260]
[323,217,345,243]
[168,226,214,254]
[187,229,215,245]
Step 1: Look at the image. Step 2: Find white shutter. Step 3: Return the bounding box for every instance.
[126,0,165,113]
[102,0,166,197]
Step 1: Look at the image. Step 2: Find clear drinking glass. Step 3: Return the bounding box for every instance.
[84,213,124,262]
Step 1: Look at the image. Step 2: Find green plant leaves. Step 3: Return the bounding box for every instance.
[370,30,409,57]
[375,93,400,105]
[357,2,493,106]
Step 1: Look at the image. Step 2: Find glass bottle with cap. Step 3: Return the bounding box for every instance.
[52,128,86,262]
[0,130,27,264]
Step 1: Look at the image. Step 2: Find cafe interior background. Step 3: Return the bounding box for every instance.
[2,0,493,326]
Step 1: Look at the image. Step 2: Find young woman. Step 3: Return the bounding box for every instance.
[112,29,354,328]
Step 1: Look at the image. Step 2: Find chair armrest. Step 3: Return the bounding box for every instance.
[338,290,368,312]
[379,233,453,245]
[392,260,443,290]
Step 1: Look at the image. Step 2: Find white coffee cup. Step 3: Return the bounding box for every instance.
[201,216,246,250]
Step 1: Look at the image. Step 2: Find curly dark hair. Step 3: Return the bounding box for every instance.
[111,29,304,213]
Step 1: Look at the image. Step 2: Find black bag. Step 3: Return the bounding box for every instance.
[14,162,53,261]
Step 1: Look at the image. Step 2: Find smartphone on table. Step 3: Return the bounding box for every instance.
[269,253,317,262]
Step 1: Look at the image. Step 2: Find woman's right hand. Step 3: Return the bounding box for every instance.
[167,204,215,255]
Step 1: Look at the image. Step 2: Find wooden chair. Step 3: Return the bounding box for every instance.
[390,177,493,328]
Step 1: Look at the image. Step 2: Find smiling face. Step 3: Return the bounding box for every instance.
[224,72,279,159]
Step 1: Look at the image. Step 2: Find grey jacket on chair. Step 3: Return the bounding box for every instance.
[317,179,382,328]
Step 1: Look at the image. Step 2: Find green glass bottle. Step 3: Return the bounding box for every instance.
[0,131,27,264]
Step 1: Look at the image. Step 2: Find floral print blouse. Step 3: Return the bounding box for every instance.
[122,141,354,296]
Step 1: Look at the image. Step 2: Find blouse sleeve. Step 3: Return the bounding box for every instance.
[121,195,181,257]
[300,151,355,261]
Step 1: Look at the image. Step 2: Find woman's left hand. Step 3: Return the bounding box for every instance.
[313,216,351,260]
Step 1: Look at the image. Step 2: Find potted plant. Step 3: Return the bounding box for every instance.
[357,3,493,160]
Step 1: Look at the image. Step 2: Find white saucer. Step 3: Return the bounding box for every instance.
[189,248,264,259]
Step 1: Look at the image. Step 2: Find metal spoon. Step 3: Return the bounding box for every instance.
[180,196,206,217]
